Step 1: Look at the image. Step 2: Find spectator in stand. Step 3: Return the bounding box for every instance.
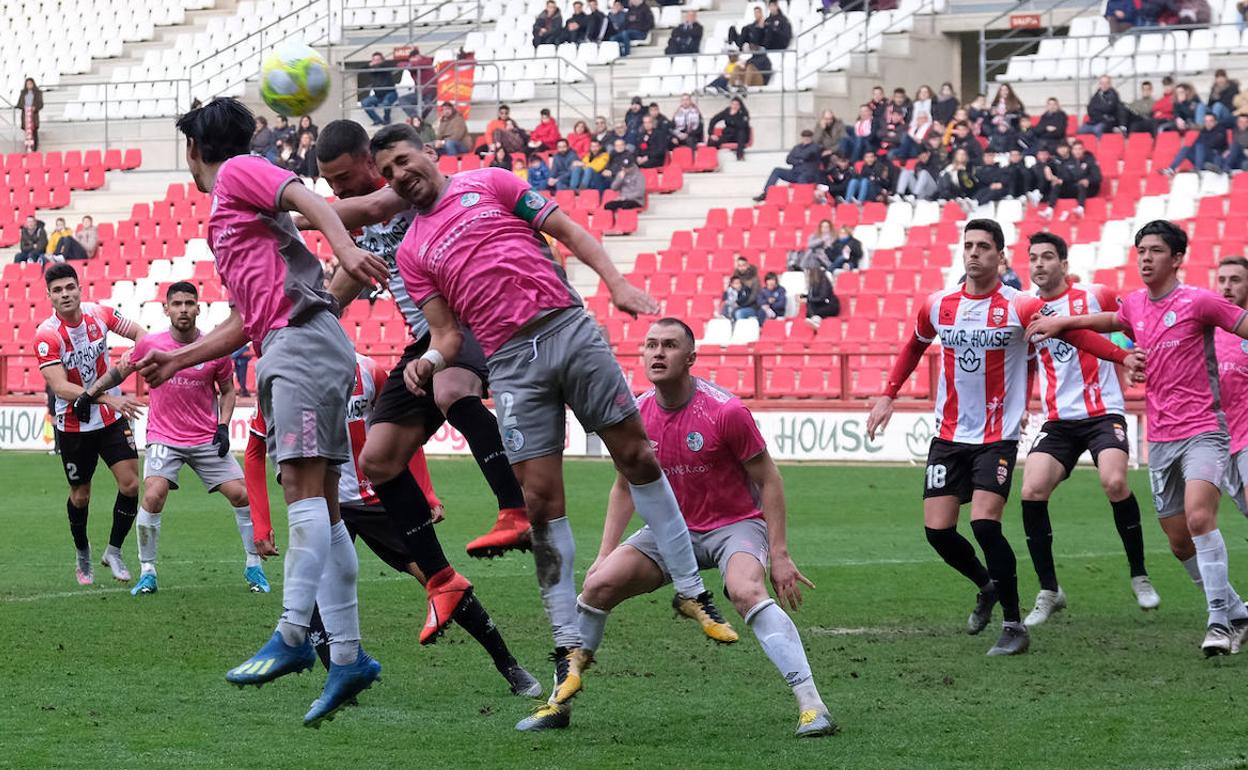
[45,217,73,260]
[13,216,47,264]
[986,120,1019,154]
[232,346,252,398]
[1015,115,1040,154]
[1239,0,1248,28]
[528,107,563,152]
[941,107,969,145]
[848,104,876,161]
[720,276,746,320]
[949,119,984,165]
[396,47,438,119]
[250,116,277,162]
[763,0,792,49]
[891,110,934,160]
[998,261,1023,291]
[602,137,636,184]
[635,114,669,168]
[1223,113,1248,171]
[972,152,1013,207]
[604,118,629,149]
[707,97,751,160]
[605,157,646,210]
[665,10,703,55]
[562,0,589,43]
[753,129,821,200]
[1105,0,1138,33]
[801,267,840,326]
[489,146,513,169]
[736,43,773,88]
[990,83,1025,131]
[828,225,863,271]
[759,272,787,323]
[671,94,703,148]
[569,138,611,189]
[1035,97,1068,151]
[876,88,912,155]
[358,52,400,126]
[911,85,934,129]
[480,104,512,155]
[704,52,740,95]
[937,146,976,202]
[845,149,894,203]
[584,0,614,42]
[273,115,297,147]
[726,272,761,323]
[592,115,612,144]
[568,120,592,156]
[408,113,437,144]
[648,102,674,138]
[966,93,990,135]
[492,117,529,158]
[275,137,296,170]
[16,77,43,150]
[1079,75,1124,137]
[298,114,319,141]
[1125,81,1157,133]
[47,218,87,262]
[728,5,766,50]
[1150,76,1176,128]
[932,81,959,125]
[624,96,645,142]
[1169,83,1201,132]
[549,138,579,190]
[1161,111,1228,174]
[895,137,944,200]
[1176,0,1212,25]
[866,85,888,130]
[1006,148,1030,197]
[817,153,853,202]
[292,131,318,179]
[796,219,836,270]
[73,216,99,260]
[607,0,631,52]
[533,0,564,46]
[612,0,654,56]
[814,109,847,158]
[1028,146,1060,208]
[526,153,551,191]
[1052,140,1101,217]
[1199,69,1239,128]
[433,101,471,156]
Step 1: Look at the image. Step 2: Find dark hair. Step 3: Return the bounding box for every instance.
[1216,68,1228,78]
[764,271,778,281]
[964,218,1005,250]
[1028,231,1068,261]
[654,317,696,347]
[255,116,268,127]
[1162,75,1174,86]
[175,97,255,164]
[1219,256,1248,271]
[369,123,425,155]
[1141,80,1152,87]
[166,281,198,300]
[1134,219,1187,255]
[44,262,78,286]
[317,119,370,163]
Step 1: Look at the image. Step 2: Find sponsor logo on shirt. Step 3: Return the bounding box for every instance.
[957,348,981,373]
[939,328,1014,350]
[686,431,704,452]
[1163,310,1177,327]
[460,192,481,207]
[1051,340,1075,363]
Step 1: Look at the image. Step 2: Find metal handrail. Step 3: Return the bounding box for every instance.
[28,77,193,154]
[976,0,1106,93]
[341,0,482,63]
[188,0,331,99]
[794,0,938,81]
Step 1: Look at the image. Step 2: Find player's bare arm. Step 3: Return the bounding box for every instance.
[327,268,368,311]
[744,451,814,611]
[136,309,246,388]
[281,180,388,285]
[404,296,464,397]
[42,363,143,420]
[293,185,407,232]
[590,473,637,577]
[540,208,658,319]
[1026,310,1122,342]
[867,334,932,440]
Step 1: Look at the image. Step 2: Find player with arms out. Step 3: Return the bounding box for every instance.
[245,351,541,696]
[867,219,1143,656]
[1018,232,1158,625]
[35,262,145,585]
[1028,221,1248,656]
[359,123,731,731]
[310,119,531,561]
[575,318,837,738]
[138,97,395,725]
[1216,257,1248,521]
[76,281,269,596]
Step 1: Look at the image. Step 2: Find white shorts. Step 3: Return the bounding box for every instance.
[623,518,769,584]
[1147,431,1231,519]
[144,442,243,492]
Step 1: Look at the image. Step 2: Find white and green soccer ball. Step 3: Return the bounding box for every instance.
[259,41,330,117]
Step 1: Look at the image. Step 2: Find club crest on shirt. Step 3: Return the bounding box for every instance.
[1071,298,1084,314]
[37,341,48,357]
[990,306,1006,325]
[193,363,206,371]
[460,192,480,207]
[1052,340,1075,363]
[686,431,704,452]
[1241,340,1248,355]
[504,428,525,452]
[1163,311,1177,327]
[997,464,1008,485]
[1114,423,1126,443]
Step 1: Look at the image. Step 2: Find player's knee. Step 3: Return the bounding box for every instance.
[141,492,165,513]
[611,440,661,484]
[522,486,563,523]
[1100,475,1130,501]
[69,486,91,507]
[580,572,622,611]
[727,581,768,617]
[359,447,401,484]
[1020,481,1050,502]
[118,478,139,497]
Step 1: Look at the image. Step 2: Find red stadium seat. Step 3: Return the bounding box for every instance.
[607,207,638,235]
[122,149,142,170]
[694,145,719,172]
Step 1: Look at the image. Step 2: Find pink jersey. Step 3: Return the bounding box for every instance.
[132,331,232,446]
[1216,327,1248,453]
[1031,283,1126,421]
[340,353,388,507]
[207,154,334,350]
[637,378,767,533]
[914,284,1046,444]
[34,302,136,432]
[1117,284,1247,442]
[395,167,579,358]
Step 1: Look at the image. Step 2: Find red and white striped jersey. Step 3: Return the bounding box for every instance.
[34,302,137,433]
[1030,283,1125,421]
[339,353,389,507]
[914,284,1045,444]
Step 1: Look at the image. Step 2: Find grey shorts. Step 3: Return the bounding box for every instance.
[623,517,769,583]
[1147,431,1231,519]
[144,442,243,492]
[486,307,637,463]
[1223,448,1248,516]
[256,310,355,465]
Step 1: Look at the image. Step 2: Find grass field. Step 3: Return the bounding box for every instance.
[4,451,1248,770]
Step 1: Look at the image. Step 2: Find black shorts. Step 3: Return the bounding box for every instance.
[1029,414,1130,476]
[923,438,1019,504]
[341,503,412,574]
[369,330,490,431]
[56,419,138,488]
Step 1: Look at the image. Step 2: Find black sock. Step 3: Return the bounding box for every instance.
[445,396,526,511]
[925,526,992,589]
[1112,494,1148,578]
[108,492,138,549]
[66,499,89,551]
[453,591,517,672]
[1021,499,1058,592]
[373,469,451,577]
[971,519,1021,624]
[308,605,331,671]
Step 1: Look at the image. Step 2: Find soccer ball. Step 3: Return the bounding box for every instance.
[259,41,330,117]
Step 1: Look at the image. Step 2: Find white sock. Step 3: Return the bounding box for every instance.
[628,476,706,599]
[276,497,331,647]
[316,520,362,666]
[576,595,610,652]
[136,507,160,575]
[531,516,581,649]
[1182,554,1204,589]
[1193,530,1232,627]
[746,599,823,712]
[233,505,261,568]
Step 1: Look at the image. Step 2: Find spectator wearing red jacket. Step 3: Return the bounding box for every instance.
[528,108,562,152]
[567,120,592,156]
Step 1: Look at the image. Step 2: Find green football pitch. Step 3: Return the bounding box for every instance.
[3,450,1248,770]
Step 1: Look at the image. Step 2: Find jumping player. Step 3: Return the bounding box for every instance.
[75,281,269,596]
[576,318,837,738]
[1027,220,1248,656]
[311,119,530,559]
[244,351,542,697]
[138,97,397,725]
[35,262,145,585]
[346,123,731,731]
[1216,256,1248,520]
[1018,232,1158,625]
[867,219,1143,656]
